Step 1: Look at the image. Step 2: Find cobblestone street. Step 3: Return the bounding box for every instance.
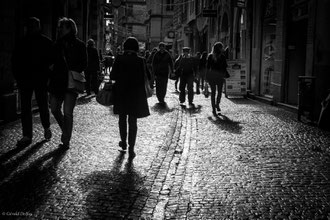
[0,82,329,219]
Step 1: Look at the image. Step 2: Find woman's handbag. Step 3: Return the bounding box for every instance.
[63,51,86,94]
[68,70,86,93]
[96,82,114,106]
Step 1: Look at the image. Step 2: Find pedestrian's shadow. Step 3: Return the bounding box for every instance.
[0,140,48,180]
[208,113,243,134]
[79,152,147,219]
[151,102,174,115]
[0,146,67,213]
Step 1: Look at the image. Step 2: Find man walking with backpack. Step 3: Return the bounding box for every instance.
[12,17,53,147]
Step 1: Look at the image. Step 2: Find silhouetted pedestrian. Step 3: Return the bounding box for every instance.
[152,42,174,105]
[85,39,100,95]
[48,17,87,149]
[199,51,208,91]
[206,42,228,115]
[194,52,201,94]
[110,37,150,159]
[176,47,197,106]
[11,17,53,147]
[146,47,158,88]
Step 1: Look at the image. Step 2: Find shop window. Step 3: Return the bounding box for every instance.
[260,0,277,97]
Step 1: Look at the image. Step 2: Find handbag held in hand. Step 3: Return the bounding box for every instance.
[96,82,114,106]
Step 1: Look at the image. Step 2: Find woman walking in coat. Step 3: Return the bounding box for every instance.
[48,17,87,149]
[85,39,100,95]
[110,37,150,159]
[206,42,228,115]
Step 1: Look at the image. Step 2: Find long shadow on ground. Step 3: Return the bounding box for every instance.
[208,113,242,134]
[0,146,67,214]
[79,152,147,219]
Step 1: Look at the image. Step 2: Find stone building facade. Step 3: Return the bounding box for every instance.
[171,0,329,122]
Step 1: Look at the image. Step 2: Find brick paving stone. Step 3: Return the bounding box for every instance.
[0,81,329,219]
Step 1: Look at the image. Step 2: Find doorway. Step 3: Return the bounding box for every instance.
[286,18,308,105]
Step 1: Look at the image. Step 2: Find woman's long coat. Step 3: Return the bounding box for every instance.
[110,51,150,118]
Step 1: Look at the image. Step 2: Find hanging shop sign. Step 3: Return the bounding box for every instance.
[112,0,122,8]
[236,0,246,8]
[225,60,247,98]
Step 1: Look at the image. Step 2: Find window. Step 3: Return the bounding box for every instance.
[166,0,174,11]
[190,0,195,15]
[127,25,133,35]
[126,4,133,16]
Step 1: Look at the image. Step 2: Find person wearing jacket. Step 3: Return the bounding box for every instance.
[11,17,53,147]
[110,37,150,159]
[152,42,174,105]
[85,39,100,95]
[206,42,228,115]
[48,17,87,149]
[175,47,197,106]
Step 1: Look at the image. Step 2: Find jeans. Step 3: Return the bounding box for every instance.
[155,75,168,103]
[208,79,225,110]
[50,92,78,145]
[19,86,50,138]
[179,75,194,103]
[119,114,137,149]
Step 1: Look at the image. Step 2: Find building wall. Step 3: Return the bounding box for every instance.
[250,0,263,95]
[145,0,173,50]
[313,0,330,118]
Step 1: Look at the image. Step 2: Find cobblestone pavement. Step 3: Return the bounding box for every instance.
[0,81,329,220]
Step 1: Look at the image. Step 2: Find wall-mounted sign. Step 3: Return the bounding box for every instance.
[184,26,193,34]
[202,9,217,17]
[291,2,308,21]
[168,31,175,39]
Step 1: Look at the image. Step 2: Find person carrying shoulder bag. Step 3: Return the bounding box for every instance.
[48,17,87,149]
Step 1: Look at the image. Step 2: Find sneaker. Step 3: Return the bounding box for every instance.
[128,150,136,159]
[119,141,127,151]
[44,128,52,140]
[17,136,32,147]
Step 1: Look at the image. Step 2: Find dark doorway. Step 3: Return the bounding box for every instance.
[286,18,308,105]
